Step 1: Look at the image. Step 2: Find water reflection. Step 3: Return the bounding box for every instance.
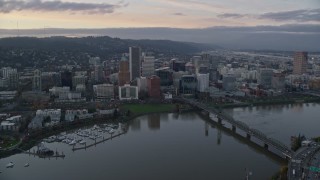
[205,122,209,137]
[147,114,160,130]
[292,103,303,113]
[130,118,141,131]
[0,112,284,180]
[217,129,222,145]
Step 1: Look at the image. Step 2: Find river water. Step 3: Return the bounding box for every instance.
[1,103,319,180]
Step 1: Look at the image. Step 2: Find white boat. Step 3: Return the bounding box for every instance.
[24,163,29,167]
[108,129,115,134]
[69,140,77,145]
[6,162,14,168]
[57,135,66,141]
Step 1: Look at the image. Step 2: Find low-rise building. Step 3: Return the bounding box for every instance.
[65,109,92,122]
[0,91,17,100]
[98,109,115,116]
[56,92,85,103]
[119,84,139,100]
[93,84,114,101]
[36,109,61,122]
[0,115,22,132]
[49,86,70,96]
[0,121,18,131]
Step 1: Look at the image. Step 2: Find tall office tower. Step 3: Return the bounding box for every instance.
[61,71,73,89]
[170,59,186,72]
[257,69,274,89]
[222,74,236,91]
[129,47,141,81]
[94,65,104,83]
[192,55,209,74]
[118,56,130,86]
[293,52,308,75]
[180,75,197,96]
[8,71,19,89]
[32,69,42,92]
[141,55,155,77]
[147,75,161,99]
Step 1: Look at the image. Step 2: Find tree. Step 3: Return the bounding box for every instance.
[112,109,118,118]
[88,108,96,114]
[42,116,51,127]
[126,110,131,116]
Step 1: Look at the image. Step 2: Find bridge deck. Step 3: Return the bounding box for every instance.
[178,98,293,157]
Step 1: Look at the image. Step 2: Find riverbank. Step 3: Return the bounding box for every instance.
[0,103,178,159]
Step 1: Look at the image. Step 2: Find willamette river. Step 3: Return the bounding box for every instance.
[1,103,319,180]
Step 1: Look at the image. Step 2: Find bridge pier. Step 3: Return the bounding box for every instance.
[264,143,269,150]
[204,111,210,117]
[246,133,251,140]
[232,125,236,132]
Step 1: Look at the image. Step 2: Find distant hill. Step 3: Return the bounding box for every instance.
[0,24,319,51]
[0,36,220,55]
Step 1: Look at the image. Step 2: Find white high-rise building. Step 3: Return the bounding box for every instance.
[32,69,42,92]
[223,74,236,91]
[197,73,209,92]
[137,77,147,92]
[141,55,155,77]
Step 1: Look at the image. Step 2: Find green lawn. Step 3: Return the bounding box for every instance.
[121,104,175,114]
[313,137,320,142]
[1,138,20,149]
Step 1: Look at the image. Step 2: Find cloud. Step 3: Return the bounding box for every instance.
[172,12,185,16]
[0,0,127,14]
[217,13,248,19]
[259,9,320,22]
[218,9,320,22]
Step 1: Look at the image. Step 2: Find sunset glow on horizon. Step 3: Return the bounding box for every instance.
[0,0,319,29]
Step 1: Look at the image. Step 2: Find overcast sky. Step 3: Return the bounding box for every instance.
[0,0,319,29]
